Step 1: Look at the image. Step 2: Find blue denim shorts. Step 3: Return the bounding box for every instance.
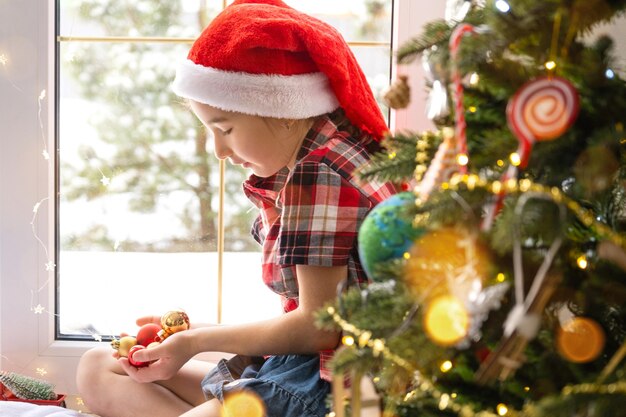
[201,354,330,417]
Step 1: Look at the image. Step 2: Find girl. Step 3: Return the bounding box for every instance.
[76,1,396,416]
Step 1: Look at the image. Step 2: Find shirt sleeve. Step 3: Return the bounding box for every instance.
[277,161,372,267]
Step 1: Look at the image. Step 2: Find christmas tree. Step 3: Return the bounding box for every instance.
[317,1,626,416]
[0,371,57,401]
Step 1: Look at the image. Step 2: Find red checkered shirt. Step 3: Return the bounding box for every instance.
[242,115,396,381]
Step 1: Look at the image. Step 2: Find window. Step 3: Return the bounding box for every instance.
[0,0,436,401]
[56,0,394,339]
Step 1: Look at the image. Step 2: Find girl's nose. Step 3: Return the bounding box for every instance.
[212,136,231,160]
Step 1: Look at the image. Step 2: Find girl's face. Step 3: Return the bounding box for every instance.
[190,101,305,178]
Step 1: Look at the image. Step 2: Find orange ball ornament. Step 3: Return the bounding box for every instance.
[556,317,605,363]
[404,227,493,302]
[158,310,191,341]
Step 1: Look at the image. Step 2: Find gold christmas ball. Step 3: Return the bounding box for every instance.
[161,310,190,336]
[404,227,493,302]
[117,336,137,358]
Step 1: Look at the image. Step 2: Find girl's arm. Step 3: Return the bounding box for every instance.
[120,264,347,382]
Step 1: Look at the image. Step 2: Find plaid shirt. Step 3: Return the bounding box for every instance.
[242,115,396,381]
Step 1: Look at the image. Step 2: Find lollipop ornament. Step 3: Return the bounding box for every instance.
[506,76,580,169]
[482,76,579,230]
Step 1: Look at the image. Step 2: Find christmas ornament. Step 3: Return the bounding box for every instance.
[382,75,411,109]
[358,192,425,281]
[449,23,477,174]
[128,345,150,368]
[158,310,191,341]
[423,49,450,120]
[556,317,606,363]
[423,294,469,346]
[507,76,580,169]
[136,323,161,347]
[404,226,493,303]
[111,336,137,358]
[417,127,459,200]
[482,76,580,230]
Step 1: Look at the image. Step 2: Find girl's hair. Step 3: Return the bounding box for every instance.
[328,108,383,154]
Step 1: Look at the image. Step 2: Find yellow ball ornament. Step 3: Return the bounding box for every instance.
[423,295,469,346]
[556,317,605,363]
[223,391,265,417]
[404,227,493,302]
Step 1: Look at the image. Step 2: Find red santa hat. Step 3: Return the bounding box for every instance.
[172,0,388,141]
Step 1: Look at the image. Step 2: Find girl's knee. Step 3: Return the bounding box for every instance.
[76,346,115,392]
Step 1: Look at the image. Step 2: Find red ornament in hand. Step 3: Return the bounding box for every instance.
[128,345,149,368]
[136,323,161,347]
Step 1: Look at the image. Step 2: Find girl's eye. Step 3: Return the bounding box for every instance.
[222,128,233,135]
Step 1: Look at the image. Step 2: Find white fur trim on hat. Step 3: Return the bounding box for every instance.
[172,60,340,119]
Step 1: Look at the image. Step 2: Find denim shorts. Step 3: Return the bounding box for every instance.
[201,354,330,417]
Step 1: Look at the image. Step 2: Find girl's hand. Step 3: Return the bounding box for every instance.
[117,330,196,383]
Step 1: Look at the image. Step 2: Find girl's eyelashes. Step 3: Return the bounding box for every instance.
[222,128,233,135]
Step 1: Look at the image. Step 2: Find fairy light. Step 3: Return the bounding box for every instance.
[524,386,530,392]
[35,368,48,377]
[469,72,480,85]
[0,53,8,66]
[403,252,411,260]
[576,255,588,270]
[509,152,521,166]
[468,106,477,113]
[342,335,355,346]
[440,360,453,372]
[496,403,508,415]
[605,69,615,79]
[545,60,557,71]
[457,153,469,166]
[32,304,45,314]
[496,159,505,167]
[496,272,506,282]
[100,175,111,186]
[388,151,397,159]
[495,0,510,13]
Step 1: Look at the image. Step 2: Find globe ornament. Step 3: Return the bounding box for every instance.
[403,226,493,303]
[358,192,425,281]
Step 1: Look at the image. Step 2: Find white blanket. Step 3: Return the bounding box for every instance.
[0,401,82,417]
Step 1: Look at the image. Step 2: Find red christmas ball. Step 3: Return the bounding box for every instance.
[128,345,149,368]
[136,323,161,347]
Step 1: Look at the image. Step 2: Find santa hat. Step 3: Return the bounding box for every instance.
[172,0,388,141]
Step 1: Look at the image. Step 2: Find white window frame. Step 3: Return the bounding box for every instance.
[0,0,446,398]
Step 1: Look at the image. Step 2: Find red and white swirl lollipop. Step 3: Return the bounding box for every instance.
[506,76,580,168]
[482,76,579,231]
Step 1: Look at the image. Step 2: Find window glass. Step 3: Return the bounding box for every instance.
[57,0,392,339]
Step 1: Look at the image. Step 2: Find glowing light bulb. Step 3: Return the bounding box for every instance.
[457,153,469,166]
[605,69,615,79]
[495,0,510,12]
[440,360,453,372]
[576,255,588,270]
[497,403,508,415]
[469,72,480,85]
[496,159,505,167]
[388,152,397,160]
[509,152,521,166]
[0,53,8,66]
[545,61,557,71]
[342,335,355,346]
[468,106,477,113]
[496,272,506,282]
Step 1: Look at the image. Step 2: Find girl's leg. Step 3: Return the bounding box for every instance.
[76,346,213,417]
[180,398,223,417]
